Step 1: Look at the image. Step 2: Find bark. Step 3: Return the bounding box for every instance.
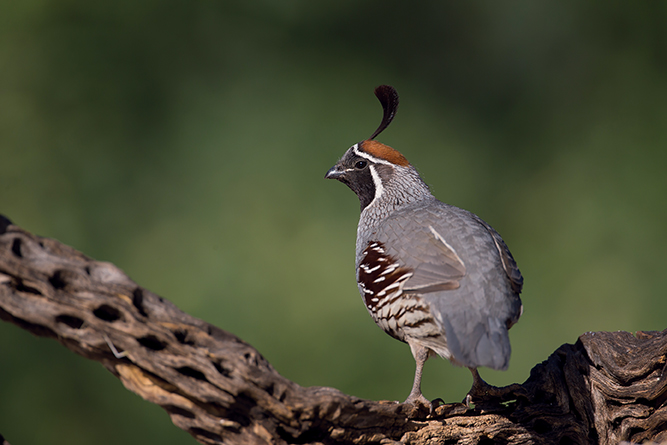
[0,217,665,445]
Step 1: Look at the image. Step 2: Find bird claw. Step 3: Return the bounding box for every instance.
[402,396,456,418]
[464,380,523,409]
[462,368,524,409]
[429,398,445,415]
[403,393,431,410]
[402,392,448,418]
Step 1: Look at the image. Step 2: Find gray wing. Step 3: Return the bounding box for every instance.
[378,209,467,292]
[378,202,523,370]
[469,212,523,295]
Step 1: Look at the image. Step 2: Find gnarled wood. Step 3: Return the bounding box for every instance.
[0,218,666,444]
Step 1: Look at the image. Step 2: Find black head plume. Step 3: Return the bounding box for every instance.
[369,85,399,140]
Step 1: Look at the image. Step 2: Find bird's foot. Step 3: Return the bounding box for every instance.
[464,378,523,409]
[404,394,463,418]
[429,397,445,413]
[404,392,432,409]
[402,392,447,417]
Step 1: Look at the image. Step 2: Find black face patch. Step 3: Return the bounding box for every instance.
[346,167,376,210]
[329,150,378,211]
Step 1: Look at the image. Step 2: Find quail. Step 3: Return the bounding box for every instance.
[325,85,523,408]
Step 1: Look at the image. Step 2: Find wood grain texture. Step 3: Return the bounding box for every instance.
[0,220,666,444]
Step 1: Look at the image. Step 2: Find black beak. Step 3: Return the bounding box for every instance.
[325,165,345,180]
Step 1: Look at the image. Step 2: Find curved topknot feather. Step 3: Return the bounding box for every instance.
[369,85,399,140]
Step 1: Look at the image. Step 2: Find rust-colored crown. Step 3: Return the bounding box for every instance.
[359,140,409,166]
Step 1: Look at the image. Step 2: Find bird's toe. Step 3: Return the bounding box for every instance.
[403,392,431,409]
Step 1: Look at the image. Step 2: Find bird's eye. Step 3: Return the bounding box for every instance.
[355,160,368,169]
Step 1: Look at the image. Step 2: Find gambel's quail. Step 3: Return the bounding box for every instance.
[325,85,523,408]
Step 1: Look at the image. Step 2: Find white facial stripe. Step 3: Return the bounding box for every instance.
[368,164,384,207]
[351,144,394,166]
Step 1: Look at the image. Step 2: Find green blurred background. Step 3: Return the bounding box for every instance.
[1,1,666,443]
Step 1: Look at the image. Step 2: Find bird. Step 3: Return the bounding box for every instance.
[325,85,523,408]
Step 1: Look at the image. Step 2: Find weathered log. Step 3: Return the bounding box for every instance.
[0,217,665,445]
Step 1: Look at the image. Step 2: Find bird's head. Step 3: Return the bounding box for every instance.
[326,85,425,211]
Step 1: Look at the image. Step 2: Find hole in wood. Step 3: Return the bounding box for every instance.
[628,426,646,438]
[242,351,263,367]
[49,270,67,290]
[189,428,222,442]
[276,425,323,444]
[213,360,232,378]
[477,436,497,445]
[176,366,208,382]
[137,335,167,351]
[533,418,552,434]
[11,238,22,258]
[132,287,148,317]
[56,314,85,329]
[173,328,194,345]
[93,304,122,322]
[559,435,577,445]
[163,405,195,419]
[265,382,275,398]
[14,279,42,295]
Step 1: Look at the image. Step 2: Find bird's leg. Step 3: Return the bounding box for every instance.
[464,368,523,407]
[465,368,492,406]
[403,344,432,408]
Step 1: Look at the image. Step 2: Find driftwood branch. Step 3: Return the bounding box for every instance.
[0,217,666,444]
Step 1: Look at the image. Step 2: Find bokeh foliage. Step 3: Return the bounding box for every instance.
[1,1,666,443]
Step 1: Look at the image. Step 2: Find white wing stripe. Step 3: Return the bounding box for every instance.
[427,225,466,269]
